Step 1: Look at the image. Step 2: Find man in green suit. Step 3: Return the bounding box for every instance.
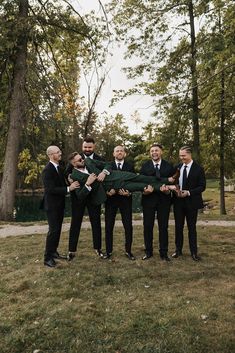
[68,152,175,206]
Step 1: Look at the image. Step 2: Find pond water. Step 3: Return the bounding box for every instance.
[14,193,142,222]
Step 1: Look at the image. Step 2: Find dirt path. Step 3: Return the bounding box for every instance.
[0,220,234,238]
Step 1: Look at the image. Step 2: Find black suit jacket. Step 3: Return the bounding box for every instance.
[41,162,68,211]
[173,162,206,210]
[106,160,134,204]
[111,160,134,173]
[140,159,175,207]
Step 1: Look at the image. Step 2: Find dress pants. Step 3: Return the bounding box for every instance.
[45,207,64,260]
[173,199,198,255]
[105,196,133,254]
[69,194,102,252]
[143,198,171,256]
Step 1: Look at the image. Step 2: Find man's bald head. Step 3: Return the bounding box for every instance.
[46,145,62,163]
[113,145,126,161]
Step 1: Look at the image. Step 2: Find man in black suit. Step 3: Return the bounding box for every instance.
[172,146,206,261]
[68,137,105,260]
[41,145,79,267]
[68,151,174,261]
[81,136,104,162]
[104,145,135,260]
[140,143,175,261]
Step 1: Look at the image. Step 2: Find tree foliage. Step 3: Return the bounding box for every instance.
[108,0,235,168]
[0,0,109,219]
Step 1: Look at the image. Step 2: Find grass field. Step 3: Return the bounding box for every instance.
[0,225,234,353]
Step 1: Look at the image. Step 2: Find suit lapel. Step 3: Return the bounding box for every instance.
[159,160,166,174]
[84,158,100,174]
[122,161,130,171]
[49,162,59,178]
[147,160,155,175]
[112,161,117,170]
[187,162,195,181]
[57,166,66,184]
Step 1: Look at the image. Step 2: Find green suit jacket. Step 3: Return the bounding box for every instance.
[71,158,169,205]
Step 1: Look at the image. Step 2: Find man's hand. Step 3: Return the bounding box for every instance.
[160,184,170,194]
[167,185,177,191]
[168,177,175,183]
[86,173,97,186]
[143,185,154,195]
[69,181,80,191]
[67,174,73,185]
[177,190,190,198]
[118,189,131,196]
[106,188,116,196]
[97,171,106,182]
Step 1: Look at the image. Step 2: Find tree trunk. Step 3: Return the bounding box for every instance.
[0,0,29,221]
[219,70,226,215]
[188,0,200,162]
[218,9,226,215]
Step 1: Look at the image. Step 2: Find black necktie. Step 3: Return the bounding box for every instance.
[155,163,160,178]
[117,163,122,170]
[182,165,187,189]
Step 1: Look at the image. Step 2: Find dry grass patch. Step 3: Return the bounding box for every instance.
[0,225,234,353]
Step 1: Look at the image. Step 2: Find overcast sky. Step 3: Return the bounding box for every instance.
[70,0,155,134]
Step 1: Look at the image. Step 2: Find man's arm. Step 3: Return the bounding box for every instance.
[187,166,206,196]
[72,173,98,202]
[84,158,113,182]
[42,168,80,195]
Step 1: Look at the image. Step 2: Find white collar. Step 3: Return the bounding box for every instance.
[75,166,89,174]
[50,161,59,169]
[115,160,124,166]
[183,160,193,168]
[152,159,161,167]
[84,153,94,159]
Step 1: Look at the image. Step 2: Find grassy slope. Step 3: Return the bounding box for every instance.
[0,225,234,353]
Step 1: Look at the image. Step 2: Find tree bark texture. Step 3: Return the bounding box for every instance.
[0,0,29,220]
[219,69,226,215]
[188,0,200,162]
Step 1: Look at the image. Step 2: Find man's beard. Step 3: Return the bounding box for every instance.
[83,151,93,156]
[76,160,85,168]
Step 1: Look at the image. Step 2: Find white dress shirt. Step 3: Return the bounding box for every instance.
[179,160,193,190]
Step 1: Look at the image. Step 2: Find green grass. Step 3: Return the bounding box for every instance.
[206,179,220,188]
[0,225,234,353]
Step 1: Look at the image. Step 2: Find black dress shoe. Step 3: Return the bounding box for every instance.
[103,252,112,259]
[160,255,171,262]
[191,254,201,261]
[52,252,67,260]
[44,258,56,267]
[67,252,76,261]
[142,253,153,260]
[171,251,182,258]
[95,249,104,257]
[125,252,136,260]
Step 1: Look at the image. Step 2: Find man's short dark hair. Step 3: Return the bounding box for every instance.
[180,146,192,153]
[150,143,163,150]
[83,136,95,144]
[68,151,79,162]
